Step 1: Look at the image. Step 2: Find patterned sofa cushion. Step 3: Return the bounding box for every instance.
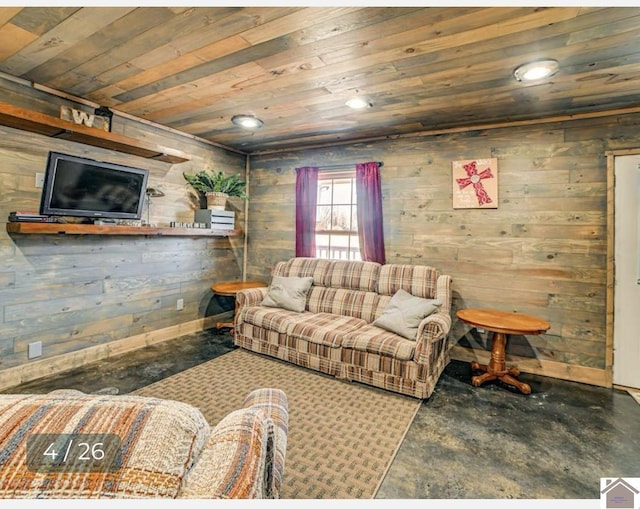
[341,324,417,361]
[286,313,367,347]
[306,287,381,322]
[0,390,210,498]
[272,257,332,287]
[377,264,440,299]
[240,306,309,334]
[322,260,381,291]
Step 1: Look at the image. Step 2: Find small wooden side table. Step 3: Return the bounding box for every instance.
[456,308,550,394]
[211,281,267,330]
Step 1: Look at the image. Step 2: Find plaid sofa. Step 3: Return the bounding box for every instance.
[235,258,452,399]
[0,387,288,499]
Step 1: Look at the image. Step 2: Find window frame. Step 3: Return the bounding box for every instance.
[314,170,361,261]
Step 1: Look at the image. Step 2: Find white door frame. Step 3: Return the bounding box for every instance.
[606,148,640,389]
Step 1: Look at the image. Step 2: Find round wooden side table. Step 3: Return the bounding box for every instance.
[456,308,550,394]
[211,281,267,330]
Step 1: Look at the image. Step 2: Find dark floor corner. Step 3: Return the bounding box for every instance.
[4,329,640,499]
[377,360,640,499]
[3,328,236,396]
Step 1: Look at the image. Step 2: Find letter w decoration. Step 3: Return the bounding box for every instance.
[71,109,95,126]
[60,106,95,128]
[452,158,498,209]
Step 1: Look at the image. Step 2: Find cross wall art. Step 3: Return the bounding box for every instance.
[452,158,498,209]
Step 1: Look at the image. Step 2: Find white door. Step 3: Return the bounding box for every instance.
[613,154,640,389]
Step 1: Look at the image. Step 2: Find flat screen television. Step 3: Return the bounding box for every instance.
[39,151,149,220]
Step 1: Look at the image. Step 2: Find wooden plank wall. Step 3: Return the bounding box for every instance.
[0,79,246,379]
[247,112,640,386]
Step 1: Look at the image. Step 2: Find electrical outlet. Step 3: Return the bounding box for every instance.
[28,341,42,359]
[35,173,45,188]
[176,298,184,310]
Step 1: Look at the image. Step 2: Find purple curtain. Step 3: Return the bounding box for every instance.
[295,166,319,257]
[356,161,385,264]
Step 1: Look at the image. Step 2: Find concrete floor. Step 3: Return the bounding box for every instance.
[6,329,640,499]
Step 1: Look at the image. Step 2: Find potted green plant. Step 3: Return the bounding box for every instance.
[183,169,248,210]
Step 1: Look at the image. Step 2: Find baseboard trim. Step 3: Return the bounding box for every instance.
[450,345,611,388]
[0,313,231,392]
[613,383,640,392]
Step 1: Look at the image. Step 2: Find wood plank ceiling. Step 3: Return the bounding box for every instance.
[1,6,640,154]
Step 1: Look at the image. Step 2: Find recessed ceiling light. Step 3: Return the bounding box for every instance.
[231,114,263,129]
[345,96,372,110]
[513,59,559,82]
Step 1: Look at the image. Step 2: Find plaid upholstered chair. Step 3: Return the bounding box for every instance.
[0,387,288,499]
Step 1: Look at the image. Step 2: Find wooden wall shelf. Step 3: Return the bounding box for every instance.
[6,222,240,237]
[0,102,190,164]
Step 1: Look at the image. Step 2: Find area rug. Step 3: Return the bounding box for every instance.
[629,389,640,407]
[132,348,421,499]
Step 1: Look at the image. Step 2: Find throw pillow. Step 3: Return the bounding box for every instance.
[373,289,441,340]
[261,275,314,313]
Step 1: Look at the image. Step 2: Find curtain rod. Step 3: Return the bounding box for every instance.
[316,161,383,171]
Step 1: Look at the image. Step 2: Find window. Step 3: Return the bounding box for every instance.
[315,171,361,260]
